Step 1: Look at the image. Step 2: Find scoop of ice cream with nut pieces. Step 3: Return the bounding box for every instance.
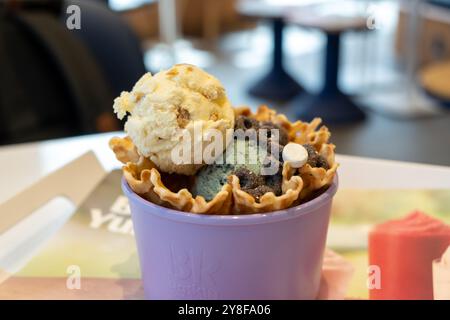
[110,64,338,215]
[113,63,235,175]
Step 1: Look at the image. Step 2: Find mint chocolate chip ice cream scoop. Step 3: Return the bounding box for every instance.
[190,163,234,201]
[191,139,265,201]
[191,138,283,202]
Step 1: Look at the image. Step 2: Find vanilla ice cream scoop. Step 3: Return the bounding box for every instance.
[113,64,235,175]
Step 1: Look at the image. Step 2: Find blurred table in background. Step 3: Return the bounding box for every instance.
[287,1,368,123]
[236,0,304,100]
[205,58,450,166]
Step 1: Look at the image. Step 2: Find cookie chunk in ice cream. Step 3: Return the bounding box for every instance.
[113,64,235,175]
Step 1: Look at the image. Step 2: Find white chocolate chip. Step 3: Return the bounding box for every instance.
[282,143,308,168]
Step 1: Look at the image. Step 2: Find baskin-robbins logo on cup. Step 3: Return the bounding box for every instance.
[168,244,221,299]
[170,127,283,176]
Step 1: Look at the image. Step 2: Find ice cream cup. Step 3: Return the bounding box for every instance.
[122,175,338,300]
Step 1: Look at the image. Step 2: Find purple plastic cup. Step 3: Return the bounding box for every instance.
[122,175,338,300]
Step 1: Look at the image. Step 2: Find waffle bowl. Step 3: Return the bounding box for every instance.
[110,105,338,215]
[110,136,233,214]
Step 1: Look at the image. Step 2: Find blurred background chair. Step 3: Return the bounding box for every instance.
[66,0,146,98]
[0,0,145,144]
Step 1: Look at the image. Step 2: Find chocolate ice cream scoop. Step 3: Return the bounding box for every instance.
[259,121,289,146]
[234,116,289,146]
[235,115,259,131]
[232,168,282,202]
[303,144,329,170]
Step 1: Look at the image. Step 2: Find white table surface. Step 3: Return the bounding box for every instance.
[1,132,449,205]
